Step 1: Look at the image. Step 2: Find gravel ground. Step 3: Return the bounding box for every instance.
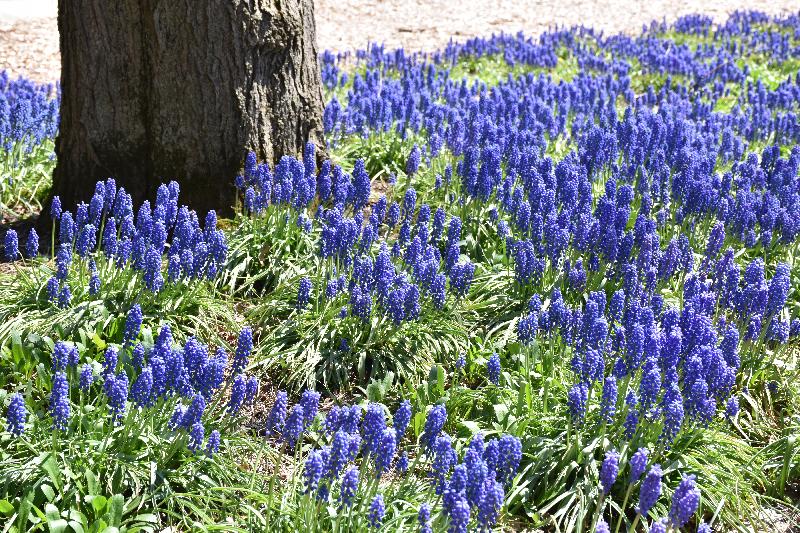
[0,0,798,83]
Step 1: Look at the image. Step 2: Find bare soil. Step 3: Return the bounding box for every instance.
[1,1,798,83]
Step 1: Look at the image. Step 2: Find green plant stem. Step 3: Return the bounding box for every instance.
[627,512,641,533]
[590,491,606,533]
[614,483,635,533]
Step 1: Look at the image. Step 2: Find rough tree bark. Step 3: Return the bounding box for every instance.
[52,0,325,215]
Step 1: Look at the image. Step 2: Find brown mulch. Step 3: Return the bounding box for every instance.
[0,17,59,83]
[1,1,798,84]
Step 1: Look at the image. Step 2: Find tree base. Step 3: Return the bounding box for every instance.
[53,0,325,216]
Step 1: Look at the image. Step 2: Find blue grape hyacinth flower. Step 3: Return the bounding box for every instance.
[6,393,27,437]
[297,277,312,309]
[232,326,253,375]
[600,449,621,493]
[393,399,412,440]
[123,304,143,346]
[637,464,663,516]
[367,494,385,529]
[487,352,501,385]
[406,144,421,176]
[25,228,38,258]
[50,372,71,431]
[339,466,359,508]
[669,475,700,529]
[206,429,220,457]
[4,229,19,260]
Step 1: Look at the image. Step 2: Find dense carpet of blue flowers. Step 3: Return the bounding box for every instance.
[237,143,476,326]
[244,7,800,459]
[0,72,58,155]
[2,9,800,532]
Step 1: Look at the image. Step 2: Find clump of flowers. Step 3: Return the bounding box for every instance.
[3,319,259,458]
[293,399,522,531]
[4,178,228,310]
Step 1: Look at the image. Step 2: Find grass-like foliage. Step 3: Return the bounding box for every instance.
[2,10,800,533]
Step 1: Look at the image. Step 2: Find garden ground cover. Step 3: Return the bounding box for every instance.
[1,10,800,532]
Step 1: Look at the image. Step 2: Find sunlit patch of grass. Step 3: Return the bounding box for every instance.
[448,53,531,87]
[627,58,690,94]
[0,256,237,352]
[712,82,742,113]
[331,130,422,181]
[448,47,580,88]
[741,56,800,91]
[656,31,721,52]
[548,48,581,83]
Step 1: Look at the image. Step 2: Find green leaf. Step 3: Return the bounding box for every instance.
[40,484,56,502]
[11,339,26,365]
[44,504,60,522]
[412,411,426,437]
[89,496,107,514]
[40,454,63,491]
[0,499,14,515]
[47,519,68,533]
[108,495,123,527]
[460,420,481,435]
[67,508,86,524]
[16,491,34,530]
[366,381,385,402]
[90,333,107,351]
[516,382,527,415]
[426,364,445,398]
[493,403,509,424]
[85,470,99,497]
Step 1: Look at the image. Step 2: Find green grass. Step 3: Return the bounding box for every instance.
[0,256,238,351]
[448,54,531,87]
[447,48,580,88]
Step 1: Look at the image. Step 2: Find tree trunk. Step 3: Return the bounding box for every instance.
[52,0,325,216]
